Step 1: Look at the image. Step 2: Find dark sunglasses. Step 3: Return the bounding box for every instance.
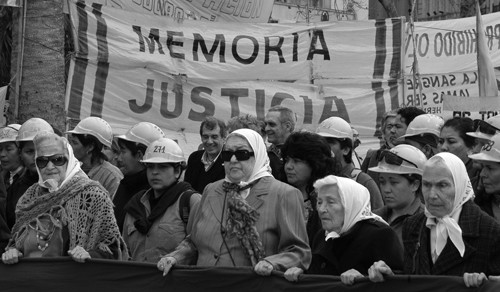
[473,119,500,136]
[221,150,254,162]
[35,155,68,169]
[378,150,418,168]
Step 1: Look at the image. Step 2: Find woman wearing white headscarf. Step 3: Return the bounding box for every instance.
[158,129,311,275]
[284,175,403,285]
[2,132,127,264]
[369,152,500,288]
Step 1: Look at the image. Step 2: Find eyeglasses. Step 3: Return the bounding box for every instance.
[473,119,500,136]
[221,150,254,162]
[378,150,418,168]
[35,155,68,168]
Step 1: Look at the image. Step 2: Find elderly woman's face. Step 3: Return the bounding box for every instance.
[223,135,255,183]
[36,138,68,185]
[422,162,455,218]
[317,185,345,233]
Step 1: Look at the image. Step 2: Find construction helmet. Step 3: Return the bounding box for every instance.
[16,118,54,142]
[467,115,500,141]
[116,122,166,147]
[399,114,444,140]
[141,138,185,164]
[316,117,353,141]
[369,144,427,175]
[469,132,500,163]
[66,117,113,148]
[0,124,21,143]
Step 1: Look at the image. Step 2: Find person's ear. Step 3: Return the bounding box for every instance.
[410,179,420,194]
[422,144,433,159]
[135,150,144,161]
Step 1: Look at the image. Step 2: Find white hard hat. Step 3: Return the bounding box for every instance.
[469,132,500,163]
[0,124,21,143]
[16,118,54,142]
[316,117,353,140]
[141,138,185,164]
[369,144,427,175]
[467,115,500,141]
[67,117,113,148]
[400,114,444,139]
[117,122,166,147]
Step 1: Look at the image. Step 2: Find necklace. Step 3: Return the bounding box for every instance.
[29,219,57,252]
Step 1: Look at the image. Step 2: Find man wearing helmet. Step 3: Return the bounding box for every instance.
[397,114,444,159]
[317,117,383,210]
[123,138,201,263]
[67,117,123,199]
[114,122,166,232]
[184,117,227,193]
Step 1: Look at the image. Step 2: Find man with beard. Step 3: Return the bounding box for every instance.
[317,117,383,210]
[184,117,227,193]
[265,106,295,182]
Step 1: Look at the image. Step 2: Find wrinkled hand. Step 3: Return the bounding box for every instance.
[463,272,488,288]
[284,267,304,282]
[2,248,23,264]
[341,269,363,285]
[68,246,91,263]
[254,260,274,276]
[368,260,393,283]
[158,256,177,276]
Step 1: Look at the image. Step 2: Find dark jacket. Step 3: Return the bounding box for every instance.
[113,169,149,232]
[402,201,500,276]
[474,190,497,220]
[0,173,9,251]
[308,219,403,275]
[184,150,225,193]
[5,168,38,229]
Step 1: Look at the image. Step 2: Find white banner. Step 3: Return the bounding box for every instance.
[68,0,403,81]
[405,11,500,75]
[77,0,274,22]
[66,59,401,155]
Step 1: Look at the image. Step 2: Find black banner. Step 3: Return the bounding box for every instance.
[0,258,499,292]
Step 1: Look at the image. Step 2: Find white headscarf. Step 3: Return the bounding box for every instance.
[35,133,84,193]
[314,175,387,241]
[225,129,272,192]
[424,152,474,259]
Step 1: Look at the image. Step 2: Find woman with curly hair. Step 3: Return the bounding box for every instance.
[281,131,335,243]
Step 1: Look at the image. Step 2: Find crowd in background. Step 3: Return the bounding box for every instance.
[1,106,500,287]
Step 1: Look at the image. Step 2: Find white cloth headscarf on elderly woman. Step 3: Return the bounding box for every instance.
[225,128,272,198]
[424,152,474,261]
[35,133,86,193]
[314,175,387,241]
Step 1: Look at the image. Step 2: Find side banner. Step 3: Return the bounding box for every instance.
[405,11,500,75]
[83,0,274,22]
[1,258,499,292]
[67,0,403,81]
[66,59,399,155]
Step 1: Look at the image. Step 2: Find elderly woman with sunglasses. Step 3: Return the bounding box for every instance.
[157,128,311,276]
[2,133,127,264]
[368,152,500,288]
[284,175,403,285]
[369,145,427,248]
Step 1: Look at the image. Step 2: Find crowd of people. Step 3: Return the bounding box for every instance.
[1,106,500,288]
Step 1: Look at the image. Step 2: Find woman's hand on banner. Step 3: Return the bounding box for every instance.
[158,256,177,276]
[1,248,23,264]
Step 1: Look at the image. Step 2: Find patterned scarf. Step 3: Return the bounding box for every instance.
[222,180,265,266]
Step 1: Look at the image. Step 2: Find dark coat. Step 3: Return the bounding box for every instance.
[184,150,225,194]
[308,219,403,275]
[113,169,150,232]
[5,168,38,229]
[402,200,500,276]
